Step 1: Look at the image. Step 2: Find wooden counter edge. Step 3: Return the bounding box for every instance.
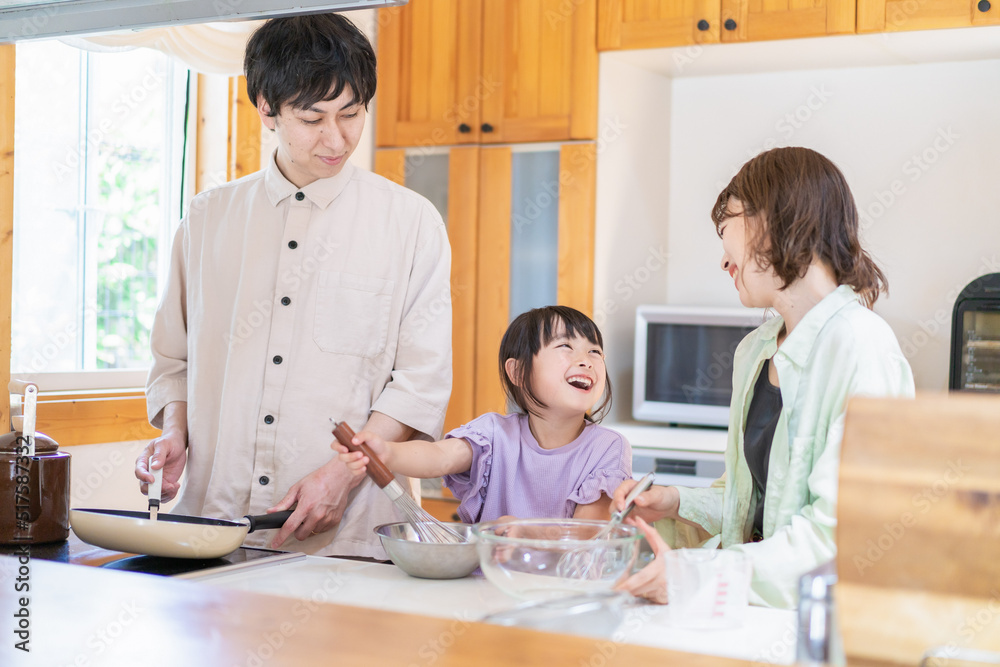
[2,555,758,667]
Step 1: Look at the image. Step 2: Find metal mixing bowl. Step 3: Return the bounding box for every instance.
[473,519,640,601]
[374,522,479,579]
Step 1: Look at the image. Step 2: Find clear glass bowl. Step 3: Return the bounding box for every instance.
[473,519,641,601]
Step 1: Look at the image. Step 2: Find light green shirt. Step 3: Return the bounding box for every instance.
[660,285,915,608]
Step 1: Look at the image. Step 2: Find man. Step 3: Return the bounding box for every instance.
[134,14,452,558]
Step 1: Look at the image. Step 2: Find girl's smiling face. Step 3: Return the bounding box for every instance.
[718,199,783,309]
[518,324,607,419]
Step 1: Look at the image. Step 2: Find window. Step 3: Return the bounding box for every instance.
[11,40,188,390]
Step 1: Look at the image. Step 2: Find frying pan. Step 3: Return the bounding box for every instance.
[70,508,294,559]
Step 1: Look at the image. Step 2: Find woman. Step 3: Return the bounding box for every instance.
[614,147,915,608]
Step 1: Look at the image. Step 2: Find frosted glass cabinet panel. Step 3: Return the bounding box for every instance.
[508,149,559,320]
[404,152,450,229]
[374,142,596,423]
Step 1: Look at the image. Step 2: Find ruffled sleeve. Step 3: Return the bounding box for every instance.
[568,468,631,507]
[442,413,498,523]
[567,429,632,507]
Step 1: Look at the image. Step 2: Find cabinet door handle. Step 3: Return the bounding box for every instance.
[724,18,737,30]
[978,0,991,12]
[481,123,494,133]
[697,19,710,31]
[458,123,471,133]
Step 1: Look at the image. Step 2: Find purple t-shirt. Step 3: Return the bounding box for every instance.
[442,412,632,523]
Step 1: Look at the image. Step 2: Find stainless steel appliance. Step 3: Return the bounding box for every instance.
[950,273,1000,393]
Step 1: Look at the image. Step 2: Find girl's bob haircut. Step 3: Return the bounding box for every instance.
[498,306,612,423]
[711,146,887,308]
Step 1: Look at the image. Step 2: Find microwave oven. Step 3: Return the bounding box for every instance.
[632,305,767,427]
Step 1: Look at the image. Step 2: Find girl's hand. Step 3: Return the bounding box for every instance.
[614,516,671,604]
[611,479,677,524]
[331,430,392,479]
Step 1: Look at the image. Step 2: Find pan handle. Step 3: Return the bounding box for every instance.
[244,510,294,533]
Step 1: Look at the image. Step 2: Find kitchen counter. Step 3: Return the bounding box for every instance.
[202,554,798,664]
[0,553,793,667]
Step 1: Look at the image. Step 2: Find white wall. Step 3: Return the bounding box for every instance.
[68,441,180,512]
[594,56,673,422]
[596,33,1000,422]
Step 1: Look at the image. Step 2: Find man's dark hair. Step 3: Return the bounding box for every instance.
[244,14,377,116]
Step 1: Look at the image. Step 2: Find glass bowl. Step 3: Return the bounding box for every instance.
[374,522,479,579]
[473,519,641,601]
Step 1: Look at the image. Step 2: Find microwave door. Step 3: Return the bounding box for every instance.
[952,303,1000,393]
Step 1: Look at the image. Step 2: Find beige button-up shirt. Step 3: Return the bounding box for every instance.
[146,155,452,558]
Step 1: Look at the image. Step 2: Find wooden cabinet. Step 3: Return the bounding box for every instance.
[598,0,721,49]
[858,0,998,31]
[720,0,856,42]
[375,143,597,427]
[421,495,462,522]
[376,0,598,147]
[598,0,855,50]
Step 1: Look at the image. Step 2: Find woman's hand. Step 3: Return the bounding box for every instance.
[614,516,671,604]
[611,480,679,524]
[331,430,392,480]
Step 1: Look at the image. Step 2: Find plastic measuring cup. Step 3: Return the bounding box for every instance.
[665,549,752,629]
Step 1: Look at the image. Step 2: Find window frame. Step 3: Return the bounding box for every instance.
[2,48,260,445]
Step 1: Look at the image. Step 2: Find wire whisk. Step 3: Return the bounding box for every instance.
[331,420,466,544]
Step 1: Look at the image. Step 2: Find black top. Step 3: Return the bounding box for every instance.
[743,358,782,541]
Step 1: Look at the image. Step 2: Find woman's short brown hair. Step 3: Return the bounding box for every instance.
[711,147,887,308]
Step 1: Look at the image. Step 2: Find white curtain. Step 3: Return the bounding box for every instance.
[61,21,263,76]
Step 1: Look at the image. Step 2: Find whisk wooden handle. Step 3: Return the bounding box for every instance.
[331,421,395,489]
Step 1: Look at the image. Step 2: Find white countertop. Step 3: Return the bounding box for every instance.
[200,555,798,665]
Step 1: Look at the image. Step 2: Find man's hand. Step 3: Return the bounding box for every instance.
[266,458,360,548]
[135,432,187,503]
[136,400,188,502]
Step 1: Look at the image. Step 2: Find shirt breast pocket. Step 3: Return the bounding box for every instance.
[314,271,394,358]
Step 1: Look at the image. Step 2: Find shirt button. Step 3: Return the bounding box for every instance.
[288,240,298,249]
[264,415,274,425]
[294,192,305,201]
[281,296,291,306]
[273,355,283,365]
[259,476,270,486]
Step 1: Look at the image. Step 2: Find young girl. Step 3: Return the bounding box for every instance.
[613,147,915,608]
[334,305,632,522]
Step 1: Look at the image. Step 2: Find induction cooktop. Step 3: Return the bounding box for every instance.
[100,547,305,579]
